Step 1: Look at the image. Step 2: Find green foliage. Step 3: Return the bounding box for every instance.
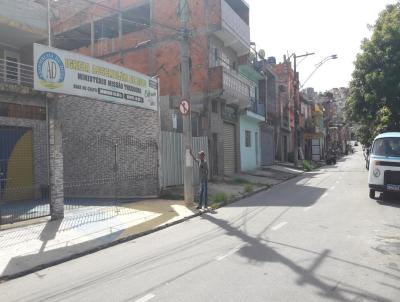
[232,177,250,184]
[347,3,400,141]
[212,192,227,203]
[244,184,254,193]
[303,160,312,171]
[356,125,373,146]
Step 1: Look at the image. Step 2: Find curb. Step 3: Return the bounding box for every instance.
[209,171,304,209]
[0,171,306,283]
[0,211,202,283]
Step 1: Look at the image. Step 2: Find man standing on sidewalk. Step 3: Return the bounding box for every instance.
[190,150,209,209]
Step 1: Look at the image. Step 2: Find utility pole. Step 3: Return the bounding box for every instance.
[118,0,124,63]
[47,0,51,47]
[179,0,194,203]
[292,52,314,167]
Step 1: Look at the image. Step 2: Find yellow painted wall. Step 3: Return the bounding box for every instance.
[4,130,34,201]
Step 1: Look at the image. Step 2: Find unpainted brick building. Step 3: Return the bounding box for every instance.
[53,0,252,178]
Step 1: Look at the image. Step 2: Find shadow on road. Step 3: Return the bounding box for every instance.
[226,173,327,208]
[376,193,400,208]
[201,213,395,302]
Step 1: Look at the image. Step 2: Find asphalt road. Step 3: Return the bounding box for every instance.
[1,148,399,302]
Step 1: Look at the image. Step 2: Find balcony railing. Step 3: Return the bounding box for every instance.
[249,99,266,117]
[210,66,251,108]
[222,67,250,101]
[215,0,250,55]
[0,59,33,88]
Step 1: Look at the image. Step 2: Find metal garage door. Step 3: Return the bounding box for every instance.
[261,128,274,165]
[223,123,235,175]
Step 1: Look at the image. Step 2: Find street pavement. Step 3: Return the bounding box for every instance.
[1,148,399,302]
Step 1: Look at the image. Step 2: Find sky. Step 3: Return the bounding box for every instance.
[247,0,398,92]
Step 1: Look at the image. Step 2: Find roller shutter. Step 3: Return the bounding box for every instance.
[223,123,235,175]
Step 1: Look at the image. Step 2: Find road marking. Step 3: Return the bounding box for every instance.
[135,294,155,302]
[216,243,245,261]
[272,221,288,231]
[322,193,329,198]
[303,206,313,212]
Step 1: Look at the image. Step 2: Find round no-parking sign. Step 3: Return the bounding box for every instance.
[179,99,190,115]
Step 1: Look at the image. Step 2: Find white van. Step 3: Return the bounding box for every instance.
[368,132,400,199]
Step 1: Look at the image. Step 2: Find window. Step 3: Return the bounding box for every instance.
[249,82,258,101]
[0,102,46,120]
[212,99,218,113]
[209,44,219,68]
[192,113,199,137]
[372,137,400,157]
[245,130,251,147]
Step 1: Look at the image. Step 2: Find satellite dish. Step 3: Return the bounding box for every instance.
[258,49,266,59]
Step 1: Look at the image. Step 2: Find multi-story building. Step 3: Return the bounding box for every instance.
[237,57,266,171]
[258,58,278,166]
[0,0,60,219]
[0,0,161,224]
[273,58,295,162]
[52,0,252,177]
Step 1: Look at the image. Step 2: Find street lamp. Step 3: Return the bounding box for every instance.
[292,52,315,167]
[300,54,338,89]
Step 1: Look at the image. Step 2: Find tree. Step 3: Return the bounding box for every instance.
[347,2,400,142]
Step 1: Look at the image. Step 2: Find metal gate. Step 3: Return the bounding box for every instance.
[261,128,274,165]
[223,123,235,175]
[161,132,208,187]
[0,125,49,225]
[62,134,159,201]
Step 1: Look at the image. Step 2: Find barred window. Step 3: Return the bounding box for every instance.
[245,130,251,147]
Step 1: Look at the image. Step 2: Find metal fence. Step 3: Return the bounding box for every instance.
[0,125,49,225]
[0,130,160,225]
[1,128,207,225]
[161,131,209,187]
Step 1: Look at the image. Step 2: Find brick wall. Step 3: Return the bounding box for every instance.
[58,96,160,198]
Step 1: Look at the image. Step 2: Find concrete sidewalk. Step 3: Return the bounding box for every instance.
[0,165,303,281]
[0,199,196,280]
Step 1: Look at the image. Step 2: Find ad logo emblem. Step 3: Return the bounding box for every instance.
[37,52,65,89]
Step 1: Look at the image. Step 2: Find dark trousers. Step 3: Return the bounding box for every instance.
[198,181,208,208]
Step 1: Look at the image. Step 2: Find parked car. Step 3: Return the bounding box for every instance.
[368,132,400,199]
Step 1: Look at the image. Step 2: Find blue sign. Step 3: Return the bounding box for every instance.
[36,51,65,89]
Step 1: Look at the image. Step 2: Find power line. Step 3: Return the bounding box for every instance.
[74,0,180,33]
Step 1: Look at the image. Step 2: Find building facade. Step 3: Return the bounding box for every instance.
[0,0,61,219]
[238,63,265,171]
[273,58,294,162]
[0,1,161,224]
[53,0,252,177]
